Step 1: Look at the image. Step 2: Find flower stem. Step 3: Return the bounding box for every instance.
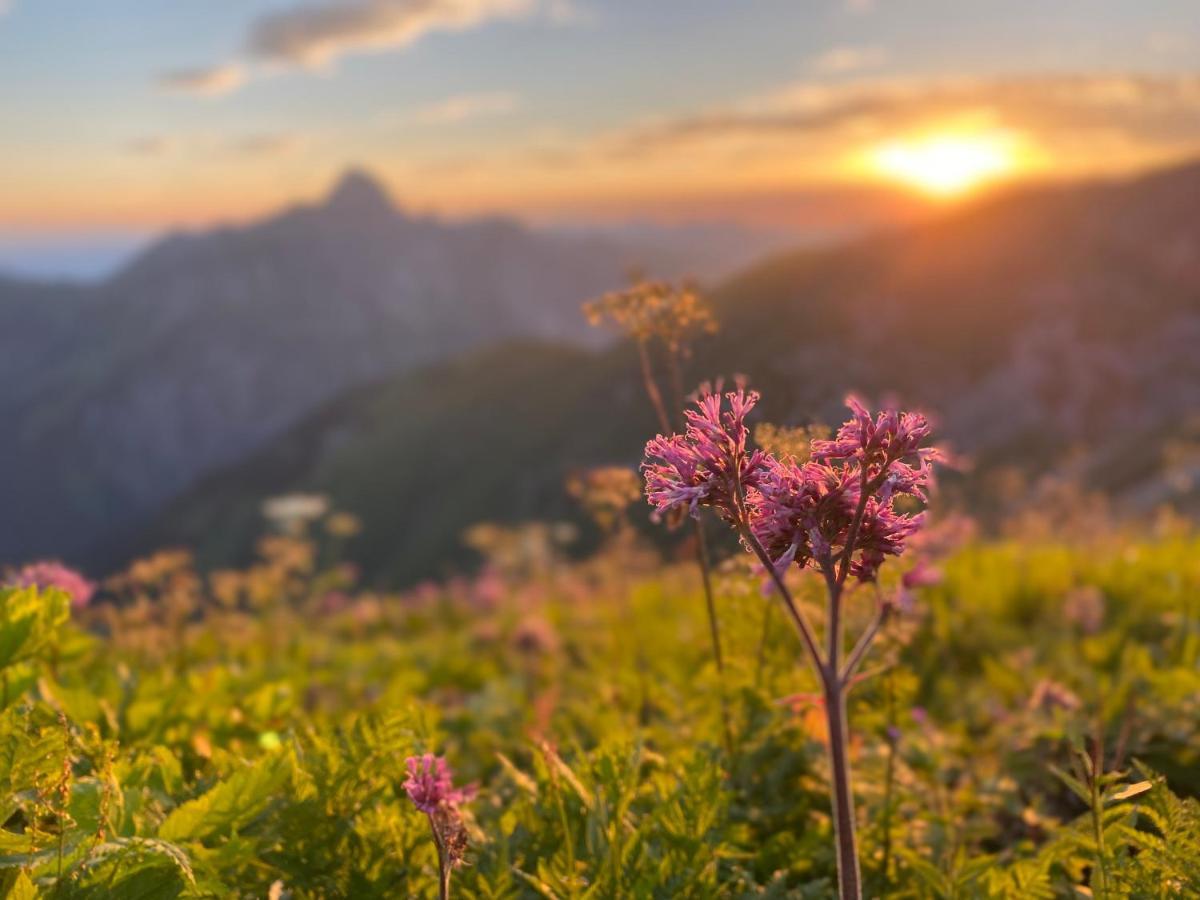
[637,338,732,756]
[737,525,825,678]
[427,812,451,900]
[823,683,862,900]
[635,339,672,436]
[693,515,734,758]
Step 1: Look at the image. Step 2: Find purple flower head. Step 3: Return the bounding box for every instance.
[849,500,926,582]
[403,753,472,814]
[748,457,859,573]
[748,396,941,583]
[812,395,937,484]
[11,561,95,610]
[643,387,768,524]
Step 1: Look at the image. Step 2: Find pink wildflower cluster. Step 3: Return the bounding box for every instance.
[10,561,95,609]
[403,753,472,813]
[403,753,473,877]
[643,388,768,524]
[644,391,940,582]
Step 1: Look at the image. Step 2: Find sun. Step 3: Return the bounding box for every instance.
[867,131,1023,198]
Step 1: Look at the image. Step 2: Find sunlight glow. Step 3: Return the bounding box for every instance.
[868,131,1023,197]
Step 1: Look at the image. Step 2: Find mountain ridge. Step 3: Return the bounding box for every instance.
[119,158,1200,585]
[0,168,777,566]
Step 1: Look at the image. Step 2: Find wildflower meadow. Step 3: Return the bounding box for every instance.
[0,279,1195,899]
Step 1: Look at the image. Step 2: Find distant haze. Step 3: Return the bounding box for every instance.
[0,232,151,281]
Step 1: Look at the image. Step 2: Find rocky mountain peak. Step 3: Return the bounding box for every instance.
[324,168,396,218]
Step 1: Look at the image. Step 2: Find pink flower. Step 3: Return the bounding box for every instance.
[11,561,95,610]
[645,391,940,584]
[642,387,768,523]
[748,457,858,573]
[403,754,471,814]
[319,590,351,614]
[896,561,943,612]
[749,396,941,583]
[850,500,926,582]
[901,561,943,590]
[811,395,936,478]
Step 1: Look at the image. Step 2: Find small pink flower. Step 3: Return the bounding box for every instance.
[643,387,768,524]
[748,396,941,583]
[319,590,351,614]
[469,567,505,610]
[896,560,944,612]
[403,754,471,814]
[901,561,943,590]
[811,395,937,478]
[11,561,95,610]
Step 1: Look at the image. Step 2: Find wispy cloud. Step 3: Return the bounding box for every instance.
[412,91,519,124]
[810,46,886,75]
[158,64,246,97]
[122,133,306,159]
[231,133,307,157]
[608,73,1200,159]
[158,0,570,98]
[246,0,538,69]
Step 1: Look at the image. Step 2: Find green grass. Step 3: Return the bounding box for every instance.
[0,521,1198,897]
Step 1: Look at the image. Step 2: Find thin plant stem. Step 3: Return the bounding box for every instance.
[635,339,672,435]
[736,468,875,899]
[739,505,860,900]
[737,524,825,678]
[694,515,734,757]
[818,477,874,900]
[637,338,732,757]
[426,812,451,900]
[842,605,890,684]
[823,686,862,900]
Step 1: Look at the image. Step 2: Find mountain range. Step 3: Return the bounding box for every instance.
[113,159,1200,585]
[0,170,779,567]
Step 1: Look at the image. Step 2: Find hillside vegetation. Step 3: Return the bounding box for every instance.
[0,512,1197,896]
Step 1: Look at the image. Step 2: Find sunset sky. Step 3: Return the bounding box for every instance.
[1,0,1198,264]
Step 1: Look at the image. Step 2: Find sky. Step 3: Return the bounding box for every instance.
[1,0,1198,275]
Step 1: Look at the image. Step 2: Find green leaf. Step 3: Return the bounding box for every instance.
[0,869,38,900]
[0,589,68,671]
[1049,764,1093,806]
[158,751,293,844]
[70,838,194,900]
